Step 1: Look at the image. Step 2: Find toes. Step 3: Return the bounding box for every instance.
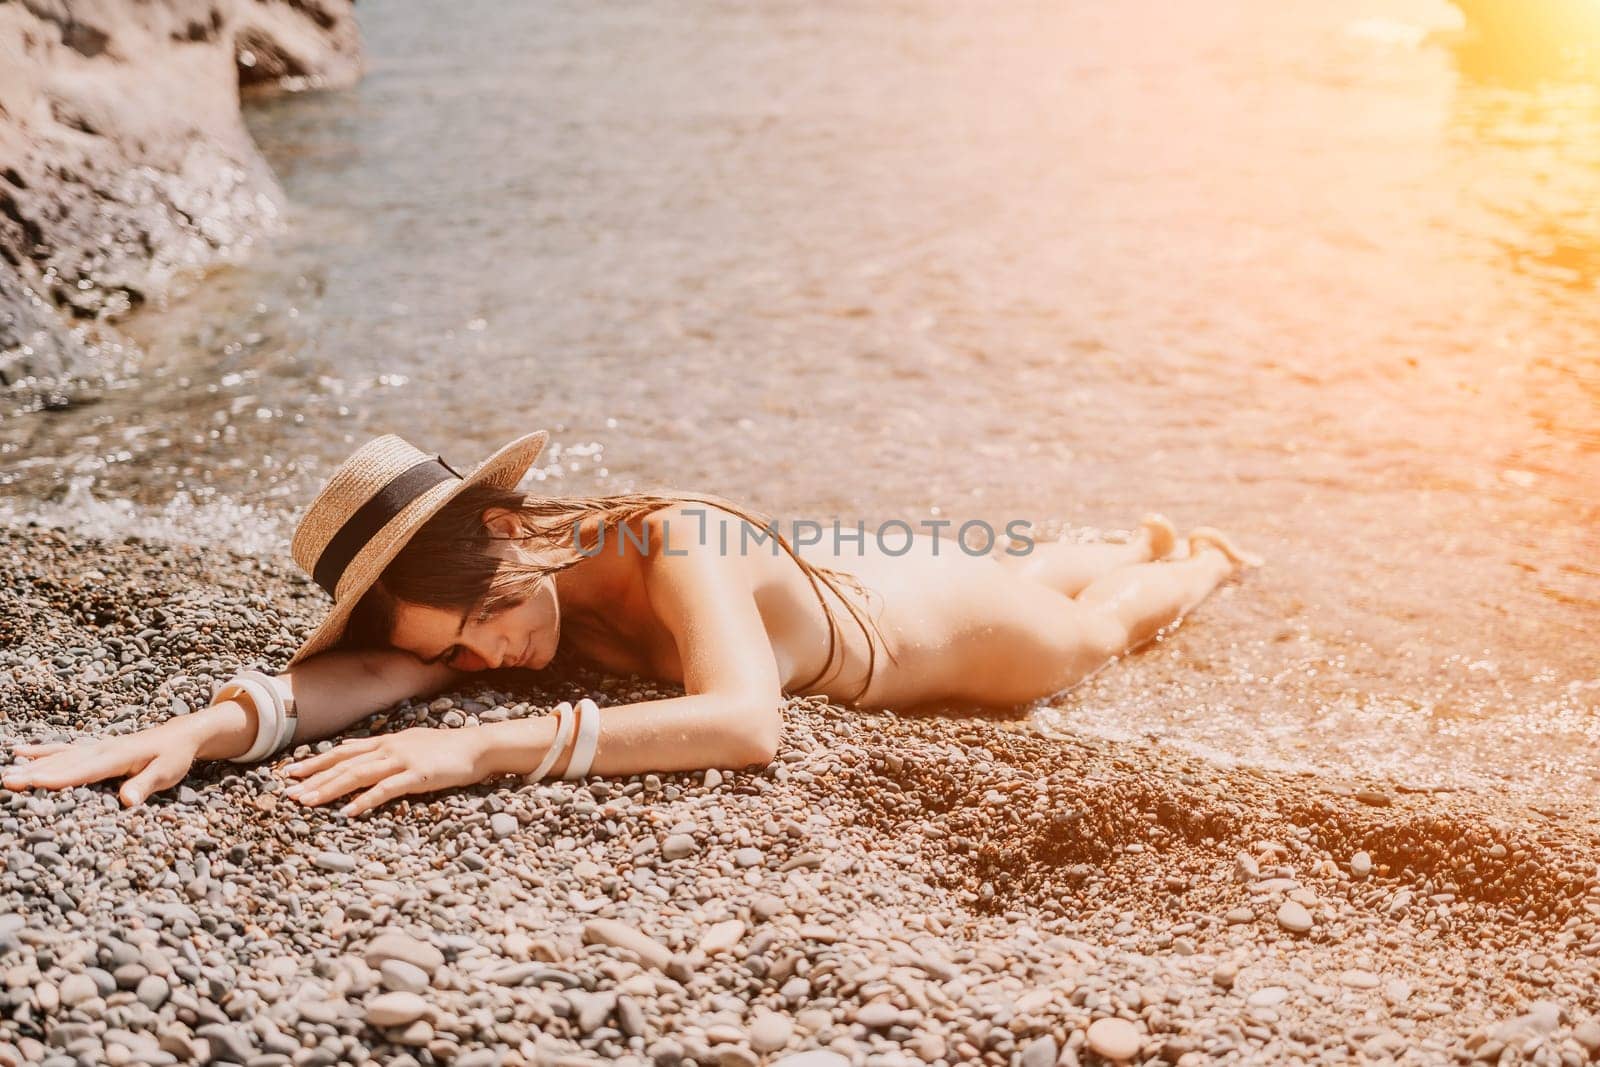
[1189,527,1264,568]
[1139,513,1179,559]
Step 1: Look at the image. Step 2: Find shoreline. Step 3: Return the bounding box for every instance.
[4,518,1599,1065]
[0,0,359,400]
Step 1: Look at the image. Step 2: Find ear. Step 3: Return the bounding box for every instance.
[481,506,522,540]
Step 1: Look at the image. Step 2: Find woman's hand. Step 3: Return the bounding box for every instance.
[281,727,493,817]
[2,721,205,807]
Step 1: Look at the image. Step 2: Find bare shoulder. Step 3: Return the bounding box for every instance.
[639,501,767,568]
[639,500,712,540]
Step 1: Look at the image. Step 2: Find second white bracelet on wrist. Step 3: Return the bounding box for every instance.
[525,698,602,782]
[563,699,601,780]
[214,669,297,764]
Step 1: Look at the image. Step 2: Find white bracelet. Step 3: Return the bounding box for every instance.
[244,670,299,757]
[243,669,299,759]
[563,699,601,780]
[270,690,298,755]
[218,675,282,763]
[270,673,299,753]
[217,670,299,763]
[526,702,574,782]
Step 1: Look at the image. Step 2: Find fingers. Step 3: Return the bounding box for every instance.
[2,742,76,789]
[1,740,127,792]
[10,742,75,757]
[119,753,189,808]
[281,737,382,779]
[286,748,389,797]
[285,753,394,807]
[341,771,424,818]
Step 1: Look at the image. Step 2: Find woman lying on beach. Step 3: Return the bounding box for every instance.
[2,431,1260,816]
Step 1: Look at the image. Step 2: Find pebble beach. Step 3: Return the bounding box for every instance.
[5,0,1600,1064]
[5,522,1600,1066]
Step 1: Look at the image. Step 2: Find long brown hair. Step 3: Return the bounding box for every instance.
[343,484,894,701]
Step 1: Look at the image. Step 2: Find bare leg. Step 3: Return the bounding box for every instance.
[998,514,1178,597]
[951,526,1261,706]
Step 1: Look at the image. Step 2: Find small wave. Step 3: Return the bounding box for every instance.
[1030,704,1320,776]
[0,478,295,561]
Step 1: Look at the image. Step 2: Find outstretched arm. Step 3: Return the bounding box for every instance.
[483,513,785,778]
[214,647,466,755]
[283,507,786,816]
[2,647,463,806]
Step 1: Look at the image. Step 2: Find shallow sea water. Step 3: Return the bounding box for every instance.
[1,0,1596,796]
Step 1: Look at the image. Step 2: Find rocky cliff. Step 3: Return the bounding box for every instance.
[0,0,360,400]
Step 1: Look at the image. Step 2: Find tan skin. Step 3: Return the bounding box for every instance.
[2,503,1260,816]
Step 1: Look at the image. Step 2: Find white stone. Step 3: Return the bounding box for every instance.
[1085,1017,1141,1061]
[365,991,430,1027]
[1276,900,1313,934]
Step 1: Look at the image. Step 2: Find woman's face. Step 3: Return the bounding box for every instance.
[388,537,562,672]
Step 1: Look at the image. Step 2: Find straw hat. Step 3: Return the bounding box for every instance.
[286,431,549,667]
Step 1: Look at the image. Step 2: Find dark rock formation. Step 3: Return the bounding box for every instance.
[236,0,361,93]
[0,0,361,397]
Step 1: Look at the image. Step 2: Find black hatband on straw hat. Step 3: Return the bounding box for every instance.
[310,455,462,597]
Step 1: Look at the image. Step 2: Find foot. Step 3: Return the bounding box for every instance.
[1188,526,1264,568]
[1137,513,1179,560]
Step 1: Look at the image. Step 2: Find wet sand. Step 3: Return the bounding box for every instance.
[5,520,1600,1065]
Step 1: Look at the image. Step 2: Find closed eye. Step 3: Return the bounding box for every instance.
[427,605,497,668]
[423,641,486,669]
